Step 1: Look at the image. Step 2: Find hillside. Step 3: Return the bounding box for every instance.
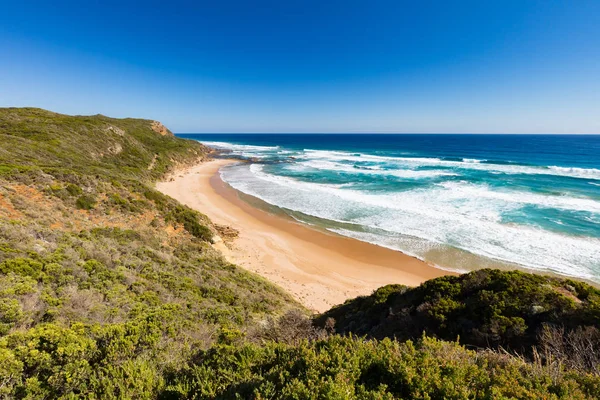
[0,108,599,399]
[0,107,206,180]
[0,108,300,397]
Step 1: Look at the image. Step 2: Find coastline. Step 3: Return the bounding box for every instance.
[157,158,452,312]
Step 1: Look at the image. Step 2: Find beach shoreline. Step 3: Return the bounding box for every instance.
[157,158,452,312]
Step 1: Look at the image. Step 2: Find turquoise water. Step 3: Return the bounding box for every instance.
[179,134,600,281]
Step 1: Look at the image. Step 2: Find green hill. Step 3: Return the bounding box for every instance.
[0,108,299,398]
[0,108,599,399]
[0,107,206,180]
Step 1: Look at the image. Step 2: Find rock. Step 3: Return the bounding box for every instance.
[105,125,125,136]
[107,143,123,155]
[214,224,239,241]
[33,243,45,253]
[151,121,173,136]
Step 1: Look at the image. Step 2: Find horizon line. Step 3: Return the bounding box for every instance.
[176,132,600,135]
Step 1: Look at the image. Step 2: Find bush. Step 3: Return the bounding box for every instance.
[250,309,328,345]
[76,195,96,210]
[316,269,600,355]
[66,183,83,196]
[162,336,600,399]
[166,206,213,243]
[540,325,600,374]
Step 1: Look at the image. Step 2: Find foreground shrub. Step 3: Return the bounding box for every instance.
[540,324,600,375]
[163,335,600,399]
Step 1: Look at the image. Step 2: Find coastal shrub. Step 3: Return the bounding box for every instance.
[0,258,44,280]
[540,324,600,375]
[316,269,600,356]
[163,336,600,399]
[143,189,169,208]
[76,194,96,210]
[0,319,167,398]
[107,192,145,213]
[166,205,213,243]
[250,309,328,345]
[0,299,23,334]
[6,326,598,399]
[108,192,128,206]
[66,183,83,196]
[89,227,141,244]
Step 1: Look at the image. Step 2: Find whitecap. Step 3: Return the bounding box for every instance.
[299,149,600,180]
[220,163,600,281]
[299,159,457,179]
[200,141,279,151]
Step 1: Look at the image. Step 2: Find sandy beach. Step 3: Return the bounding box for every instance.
[157,158,451,312]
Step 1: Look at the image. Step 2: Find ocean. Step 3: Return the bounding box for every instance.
[178,134,600,282]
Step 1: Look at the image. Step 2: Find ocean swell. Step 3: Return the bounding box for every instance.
[201,137,600,282]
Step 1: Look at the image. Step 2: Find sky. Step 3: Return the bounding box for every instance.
[1,1,599,133]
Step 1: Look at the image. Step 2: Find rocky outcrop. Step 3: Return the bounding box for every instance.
[214,223,239,242]
[107,142,123,155]
[151,121,173,136]
[105,125,125,136]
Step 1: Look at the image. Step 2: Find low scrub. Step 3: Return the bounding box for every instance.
[316,269,600,356]
[162,335,600,399]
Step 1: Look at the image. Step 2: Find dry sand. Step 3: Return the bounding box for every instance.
[156,158,452,312]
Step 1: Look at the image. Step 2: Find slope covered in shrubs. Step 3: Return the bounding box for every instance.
[316,269,600,355]
[0,108,298,397]
[164,335,600,399]
[0,107,203,181]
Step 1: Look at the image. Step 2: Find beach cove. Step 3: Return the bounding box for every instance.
[156,158,450,312]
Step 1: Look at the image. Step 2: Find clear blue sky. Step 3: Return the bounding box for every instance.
[1,1,599,133]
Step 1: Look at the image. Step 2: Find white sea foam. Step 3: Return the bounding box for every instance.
[463,158,485,163]
[435,181,600,214]
[221,163,600,280]
[200,141,600,181]
[200,141,279,152]
[199,141,281,160]
[300,149,600,180]
[203,141,600,181]
[549,166,600,179]
[298,159,457,179]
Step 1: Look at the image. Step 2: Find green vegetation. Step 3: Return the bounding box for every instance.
[0,107,204,181]
[316,269,600,355]
[75,194,97,210]
[164,336,600,399]
[0,108,298,398]
[1,108,599,399]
